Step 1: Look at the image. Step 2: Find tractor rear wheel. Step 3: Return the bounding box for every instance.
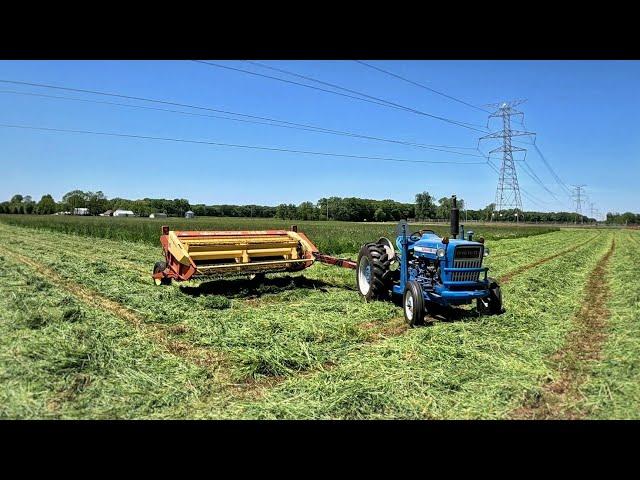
[403,280,426,327]
[153,261,171,286]
[356,242,391,301]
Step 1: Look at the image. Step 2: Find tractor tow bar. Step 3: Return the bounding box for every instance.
[312,252,357,269]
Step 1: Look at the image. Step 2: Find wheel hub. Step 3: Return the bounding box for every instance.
[405,294,414,320]
[358,257,371,295]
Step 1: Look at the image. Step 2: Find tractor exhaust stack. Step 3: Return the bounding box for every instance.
[450,195,460,239]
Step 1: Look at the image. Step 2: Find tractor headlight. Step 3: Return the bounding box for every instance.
[484,247,490,257]
[436,248,446,258]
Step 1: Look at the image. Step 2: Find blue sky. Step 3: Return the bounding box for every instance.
[1,60,638,217]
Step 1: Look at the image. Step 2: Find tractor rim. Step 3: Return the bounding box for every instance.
[405,293,414,320]
[358,257,371,295]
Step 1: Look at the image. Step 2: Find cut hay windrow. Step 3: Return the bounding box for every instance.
[3,246,226,371]
[511,239,616,419]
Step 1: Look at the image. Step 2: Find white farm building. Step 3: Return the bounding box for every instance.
[113,209,135,217]
[73,207,90,216]
[149,212,167,219]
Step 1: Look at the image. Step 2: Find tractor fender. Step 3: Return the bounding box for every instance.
[377,237,396,261]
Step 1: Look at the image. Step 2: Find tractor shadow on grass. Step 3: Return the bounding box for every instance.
[429,305,483,323]
[389,296,484,324]
[179,275,334,299]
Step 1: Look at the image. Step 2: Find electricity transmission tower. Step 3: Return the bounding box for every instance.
[572,185,587,224]
[479,100,535,218]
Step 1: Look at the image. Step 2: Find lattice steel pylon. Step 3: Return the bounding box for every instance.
[572,184,587,224]
[479,100,535,215]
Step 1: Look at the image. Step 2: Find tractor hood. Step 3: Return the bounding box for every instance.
[397,232,484,260]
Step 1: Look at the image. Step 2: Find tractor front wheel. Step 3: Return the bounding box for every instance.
[153,261,171,286]
[403,280,426,327]
[356,242,391,301]
[477,277,503,315]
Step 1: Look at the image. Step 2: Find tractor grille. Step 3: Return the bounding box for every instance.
[451,246,482,282]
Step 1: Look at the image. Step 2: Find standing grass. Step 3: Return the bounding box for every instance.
[0,214,558,255]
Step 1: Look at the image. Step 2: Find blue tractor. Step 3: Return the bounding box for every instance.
[355,195,504,326]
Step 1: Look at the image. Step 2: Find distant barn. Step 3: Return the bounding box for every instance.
[113,209,135,217]
[100,209,113,217]
[73,207,90,216]
[184,210,195,219]
[149,212,167,219]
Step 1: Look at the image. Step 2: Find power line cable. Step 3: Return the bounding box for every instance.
[245,60,488,129]
[0,81,487,159]
[519,157,562,202]
[194,60,489,134]
[520,188,549,208]
[354,60,491,114]
[0,123,488,166]
[513,127,572,197]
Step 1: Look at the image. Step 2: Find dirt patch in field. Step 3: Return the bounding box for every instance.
[361,317,408,341]
[499,233,601,284]
[511,239,616,420]
[9,249,224,370]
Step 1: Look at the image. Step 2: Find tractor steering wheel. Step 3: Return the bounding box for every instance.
[409,229,435,241]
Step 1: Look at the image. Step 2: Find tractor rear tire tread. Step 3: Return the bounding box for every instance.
[357,242,392,301]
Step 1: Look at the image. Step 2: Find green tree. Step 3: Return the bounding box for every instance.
[86,191,108,215]
[374,208,386,222]
[37,194,56,214]
[437,197,464,219]
[63,190,87,213]
[297,201,316,220]
[10,194,23,204]
[415,191,436,220]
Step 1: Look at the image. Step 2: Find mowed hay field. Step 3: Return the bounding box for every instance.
[1,216,638,419]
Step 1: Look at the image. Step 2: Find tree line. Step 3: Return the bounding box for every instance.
[0,190,618,224]
[605,212,640,225]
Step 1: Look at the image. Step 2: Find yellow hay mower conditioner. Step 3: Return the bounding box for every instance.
[152,225,355,285]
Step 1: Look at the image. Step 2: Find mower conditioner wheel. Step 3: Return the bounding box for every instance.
[153,261,171,286]
[403,280,426,327]
[356,242,391,301]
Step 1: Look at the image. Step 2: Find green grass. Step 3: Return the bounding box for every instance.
[0,259,219,419]
[204,232,615,419]
[0,214,558,255]
[574,231,640,418]
[0,221,637,419]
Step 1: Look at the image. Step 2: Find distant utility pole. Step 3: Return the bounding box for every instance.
[479,100,535,219]
[572,185,587,224]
